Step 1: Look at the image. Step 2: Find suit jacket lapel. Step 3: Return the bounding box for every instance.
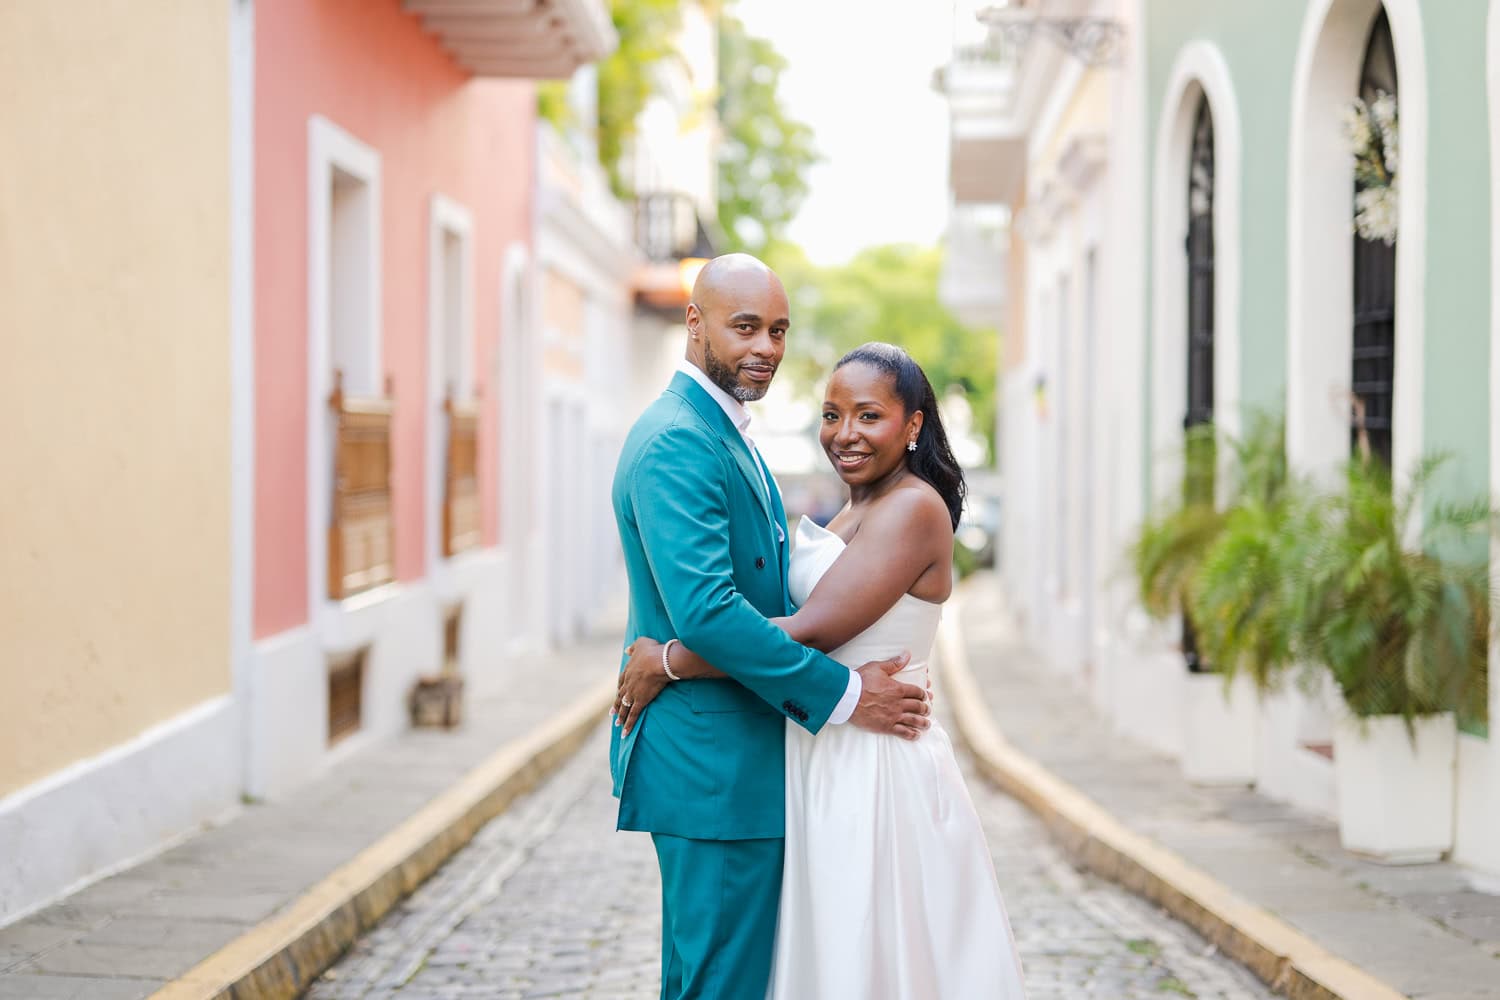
[760,456,794,611]
[667,373,775,527]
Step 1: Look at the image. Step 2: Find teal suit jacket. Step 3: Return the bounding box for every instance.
[610,372,852,840]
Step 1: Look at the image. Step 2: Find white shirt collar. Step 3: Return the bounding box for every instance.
[677,358,751,433]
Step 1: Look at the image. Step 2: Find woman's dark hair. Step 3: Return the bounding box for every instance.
[834,342,967,530]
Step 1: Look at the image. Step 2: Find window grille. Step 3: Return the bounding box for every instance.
[1182,94,1216,674]
[1352,9,1397,465]
[1185,96,1215,436]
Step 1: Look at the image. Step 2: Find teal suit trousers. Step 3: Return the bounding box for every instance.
[652,835,783,1000]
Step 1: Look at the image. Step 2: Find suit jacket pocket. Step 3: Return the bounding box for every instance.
[688,678,776,715]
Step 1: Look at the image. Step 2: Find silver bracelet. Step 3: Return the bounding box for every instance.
[662,639,682,681]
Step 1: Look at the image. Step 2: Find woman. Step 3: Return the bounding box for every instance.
[614,343,1026,998]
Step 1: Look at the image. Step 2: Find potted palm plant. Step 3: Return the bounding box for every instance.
[1130,422,1263,783]
[1185,414,1324,786]
[1190,415,1311,691]
[1294,454,1489,862]
[1130,426,1223,626]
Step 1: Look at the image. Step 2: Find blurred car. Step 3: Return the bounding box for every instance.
[956,493,1001,569]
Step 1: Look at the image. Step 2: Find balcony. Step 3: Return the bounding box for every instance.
[634,191,716,263]
[633,191,719,313]
[939,203,1009,331]
[403,0,616,79]
[936,39,1027,206]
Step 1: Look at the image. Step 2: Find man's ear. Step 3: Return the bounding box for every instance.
[685,302,702,339]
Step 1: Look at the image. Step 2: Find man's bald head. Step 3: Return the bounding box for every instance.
[684,253,791,403]
[689,253,785,310]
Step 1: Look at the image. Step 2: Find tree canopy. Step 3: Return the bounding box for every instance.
[716,12,819,256]
[538,0,684,198]
[769,242,998,458]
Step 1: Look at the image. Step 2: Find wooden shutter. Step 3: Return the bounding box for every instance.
[328,372,396,599]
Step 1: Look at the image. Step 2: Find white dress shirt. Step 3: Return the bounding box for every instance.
[676,360,862,725]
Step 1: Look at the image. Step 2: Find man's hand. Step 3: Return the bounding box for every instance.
[849,652,930,740]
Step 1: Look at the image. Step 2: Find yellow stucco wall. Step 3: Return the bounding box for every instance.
[0,2,231,796]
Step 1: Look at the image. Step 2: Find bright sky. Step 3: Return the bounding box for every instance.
[736,1,959,265]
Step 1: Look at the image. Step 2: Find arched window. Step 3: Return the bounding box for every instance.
[1183,93,1215,673]
[1186,95,1216,436]
[1352,8,1397,464]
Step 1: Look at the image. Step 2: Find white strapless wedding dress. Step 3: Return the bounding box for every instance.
[768,516,1027,999]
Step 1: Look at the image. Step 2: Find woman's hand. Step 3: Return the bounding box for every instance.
[614,637,671,735]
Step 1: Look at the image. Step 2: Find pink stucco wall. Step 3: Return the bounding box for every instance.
[254,0,534,638]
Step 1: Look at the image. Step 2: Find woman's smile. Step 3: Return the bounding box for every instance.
[833,450,873,472]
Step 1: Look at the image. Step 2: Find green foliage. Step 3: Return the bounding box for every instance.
[1190,414,1314,689]
[1132,413,1493,725]
[768,242,998,457]
[716,12,819,256]
[537,0,685,198]
[1294,455,1491,723]
[539,0,814,226]
[537,80,573,132]
[598,0,684,196]
[953,537,980,581]
[1130,497,1225,623]
[1129,423,1224,623]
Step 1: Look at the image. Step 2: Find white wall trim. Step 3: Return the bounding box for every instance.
[0,697,238,926]
[229,0,255,793]
[1150,40,1244,502]
[1286,0,1427,481]
[498,242,531,554]
[496,242,545,657]
[424,193,475,590]
[307,115,383,626]
[1483,0,1500,752]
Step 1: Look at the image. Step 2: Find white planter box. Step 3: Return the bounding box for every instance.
[1114,649,1186,759]
[1334,712,1457,864]
[1182,672,1259,785]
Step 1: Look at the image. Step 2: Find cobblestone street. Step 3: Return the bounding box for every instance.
[309,708,1276,1000]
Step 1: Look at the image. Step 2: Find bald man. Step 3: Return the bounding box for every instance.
[609,254,927,999]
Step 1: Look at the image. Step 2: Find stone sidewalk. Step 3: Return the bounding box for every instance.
[0,623,621,1000]
[956,571,1500,1000]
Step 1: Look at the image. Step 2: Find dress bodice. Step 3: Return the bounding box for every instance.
[787,515,943,674]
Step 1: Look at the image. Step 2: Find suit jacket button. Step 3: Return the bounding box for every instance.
[755,557,766,570]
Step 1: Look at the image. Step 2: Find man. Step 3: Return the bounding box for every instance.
[610,254,931,999]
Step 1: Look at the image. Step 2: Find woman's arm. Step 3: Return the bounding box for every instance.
[615,489,950,733]
[613,637,720,734]
[780,489,952,651]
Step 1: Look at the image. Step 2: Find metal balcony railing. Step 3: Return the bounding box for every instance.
[634,191,716,263]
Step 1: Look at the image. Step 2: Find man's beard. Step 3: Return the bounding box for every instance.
[704,340,773,402]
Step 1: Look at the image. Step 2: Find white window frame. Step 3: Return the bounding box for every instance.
[498,243,532,556]
[1286,0,1427,483]
[1150,42,1243,505]
[425,194,475,577]
[306,114,383,624]
[1487,0,1500,742]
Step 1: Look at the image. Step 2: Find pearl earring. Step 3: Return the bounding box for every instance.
[906,439,917,452]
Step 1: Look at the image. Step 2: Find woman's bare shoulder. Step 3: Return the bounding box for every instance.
[859,479,953,544]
